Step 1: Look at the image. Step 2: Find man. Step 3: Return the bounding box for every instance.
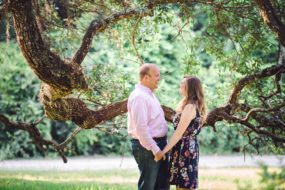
[128,63,169,190]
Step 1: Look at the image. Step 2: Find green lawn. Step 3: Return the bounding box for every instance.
[0,168,282,190]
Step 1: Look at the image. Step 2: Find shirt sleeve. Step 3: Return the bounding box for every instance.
[130,96,160,155]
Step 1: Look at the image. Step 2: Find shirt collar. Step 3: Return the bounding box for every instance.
[136,84,153,95]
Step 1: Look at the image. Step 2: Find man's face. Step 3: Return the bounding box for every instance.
[145,66,160,91]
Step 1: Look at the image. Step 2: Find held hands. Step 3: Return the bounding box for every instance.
[154,150,166,162]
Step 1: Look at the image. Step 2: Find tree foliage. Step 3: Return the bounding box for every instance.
[0,0,284,161]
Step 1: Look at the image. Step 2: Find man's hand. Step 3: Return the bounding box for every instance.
[154,151,166,162]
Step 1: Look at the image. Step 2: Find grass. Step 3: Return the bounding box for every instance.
[0,167,282,190]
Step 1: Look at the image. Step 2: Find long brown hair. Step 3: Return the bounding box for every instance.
[178,76,206,123]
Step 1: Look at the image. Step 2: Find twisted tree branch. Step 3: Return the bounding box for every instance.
[9,0,87,91]
[0,114,68,163]
[219,112,285,143]
[242,102,285,122]
[229,64,285,105]
[72,6,152,65]
[71,0,186,65]
[131,15,144,65]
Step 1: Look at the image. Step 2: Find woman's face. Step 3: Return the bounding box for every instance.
[179,79,187,97]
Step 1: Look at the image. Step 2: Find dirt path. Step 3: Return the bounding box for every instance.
[0,155,284,171]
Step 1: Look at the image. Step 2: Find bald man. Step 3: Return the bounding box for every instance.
[128,64,169,190]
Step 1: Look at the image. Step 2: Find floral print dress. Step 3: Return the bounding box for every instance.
[169,108,201,189]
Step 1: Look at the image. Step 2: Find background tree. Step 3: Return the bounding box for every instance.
[0,0,284,162]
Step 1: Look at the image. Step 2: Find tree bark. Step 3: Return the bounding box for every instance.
[9,0,87,91]
[255,0,285,47]
[53,0,69,22]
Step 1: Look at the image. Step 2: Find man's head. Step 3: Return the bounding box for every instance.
[139,63,160,91]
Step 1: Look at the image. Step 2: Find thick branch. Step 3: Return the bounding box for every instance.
[203,105,231,131]
[9,0,87,91]
[50,99,170,129]
[90,100,128,127]
[162,105,176,122]
[32,0,46,32]
[41,88,128,128]
[255,0,285,47]
[229,64,285,105]
[41,85,177,129]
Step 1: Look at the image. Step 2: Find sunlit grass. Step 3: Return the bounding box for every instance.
[0,167,282,190]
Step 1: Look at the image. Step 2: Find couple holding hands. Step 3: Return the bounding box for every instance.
[128,63,206,190]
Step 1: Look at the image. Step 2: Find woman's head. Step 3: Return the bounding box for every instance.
[183,76,203,102]
[180,76,206,121]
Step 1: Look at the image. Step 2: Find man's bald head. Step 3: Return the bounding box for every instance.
[139,63,159,81]
[139,63,160,91]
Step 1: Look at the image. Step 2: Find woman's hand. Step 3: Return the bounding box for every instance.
[154,151,166,162]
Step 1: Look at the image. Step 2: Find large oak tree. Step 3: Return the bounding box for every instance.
[0,0,284,162]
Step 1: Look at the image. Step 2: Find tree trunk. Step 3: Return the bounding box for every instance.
[9,0,87,91]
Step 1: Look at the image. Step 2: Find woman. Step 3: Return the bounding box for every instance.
[162,76,206,190]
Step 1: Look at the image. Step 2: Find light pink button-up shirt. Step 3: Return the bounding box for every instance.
[127,84,168,155]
